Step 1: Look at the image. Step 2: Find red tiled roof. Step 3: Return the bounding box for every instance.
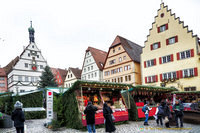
[110,35,142,63]
[50,67,57,76]
[3,56,19,74]
[69,67,82,79]
[57,68,67,82]
[86,47,107,71]
[0,68,6,77]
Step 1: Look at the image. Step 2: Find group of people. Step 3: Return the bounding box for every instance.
[143,99,184,128]
[84,101,116,133]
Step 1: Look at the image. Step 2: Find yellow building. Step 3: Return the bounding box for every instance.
[103,35,142,85]
[141,3,200,91]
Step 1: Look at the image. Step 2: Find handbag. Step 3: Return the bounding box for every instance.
[111,114,115,121]
[164,116,169,124]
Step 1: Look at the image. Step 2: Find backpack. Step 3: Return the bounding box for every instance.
[157,106,164,116]
[142,105,147,113]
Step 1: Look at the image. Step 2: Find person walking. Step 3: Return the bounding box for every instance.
[84,101,98,133]
[155,103,163,126]
[11,101,25,133]
[103,102,116,133]
[161,100,171,128]
[142,101,152,126]
[173,100,184,128]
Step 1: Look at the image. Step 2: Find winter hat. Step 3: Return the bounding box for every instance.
[14,101,23,109]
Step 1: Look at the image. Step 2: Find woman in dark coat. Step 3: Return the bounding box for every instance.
[11,101,25,133]
[103,102,116,133]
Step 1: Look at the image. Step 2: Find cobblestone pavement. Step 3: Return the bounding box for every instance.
[1,119,200,133]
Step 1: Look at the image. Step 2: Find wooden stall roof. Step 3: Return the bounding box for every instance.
[128,85,178,92]
[171,91,200,94]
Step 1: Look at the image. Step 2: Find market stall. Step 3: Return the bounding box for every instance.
[55,80,132,129]
[127,85,177,119]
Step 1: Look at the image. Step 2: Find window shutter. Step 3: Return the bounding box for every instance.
[145,77,147,83]
[194,67,198,76]
[171,54,173,61]
[158,42,161,48]
[165,23,168,30]
[155,75,158,82]
[179,70,183,78]
[191,49,194,57]
[154,59,156,65]
[159,57,162,64]
[144,61,146,68]
[175,36,178,42]
[166,39,169,45]
[177,52,180,60]
[157,27,160,33]
[176,71,179,79]
[150,44,153,50]
[160,74,163,81]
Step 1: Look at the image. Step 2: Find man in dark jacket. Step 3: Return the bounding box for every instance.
[11,101,25,133]
[84,101,98,133]
[161,100,171,128]
[173,100,184,128]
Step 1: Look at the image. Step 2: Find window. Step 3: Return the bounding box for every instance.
[125,76,128,82]
[71,74,72,78]
[88,74,90,79]
[88,67,90,71]
[113,49,115,53]
[31,77,34,82]
[35,77,39,82]
[91,66,93,70]
[32,45,34,48]
[40,65,43,69]
[161,71,176,81]
[91,73,93,78]
[118,78,120,83]
[0,77,5,81]
[184,87,196,91]
[37,55,39,58]
[145,75,158,83]
[158,24,168,33]
[124,65,131,71]
[111,69,117,74]
[151,42,160,50]
[104,71,110,76]
[178,49,194,60]
[117,67,123,72]
[119,57,122,62]
[0,83,5,87]
[160,55,173,64]
[121,77,123,82]
[18,76,22,81]
[84,68,86,72]
[25,76,29,82]
[144,59,156,68]
[166,36,178,45]
[25,63,28,68]
[95,72,97,77]
[182,68,195,78]
[109,59,116,65]
[118,47,121,50]
[68,75,70,78]
[123,56,126,60]
[28,53,30,57]
[128,75,131,81]
[20,90,25,92]
[87,52,89,55]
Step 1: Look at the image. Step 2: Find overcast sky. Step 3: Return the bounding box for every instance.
[0,0,200,69]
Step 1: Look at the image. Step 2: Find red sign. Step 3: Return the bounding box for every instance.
[48,92,52,96]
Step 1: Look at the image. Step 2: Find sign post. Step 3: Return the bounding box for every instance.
[46,90,53,123]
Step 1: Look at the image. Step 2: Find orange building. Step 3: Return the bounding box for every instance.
[51,68,67,87]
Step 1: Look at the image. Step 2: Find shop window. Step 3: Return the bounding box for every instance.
[166,36,178,45]
[144,59,156,68]
[177,49,194,60]
[159,54,173,64]
[184,87,196,91]
[151,42,160,50]
[109,59,116,65]
[158,24,168,33]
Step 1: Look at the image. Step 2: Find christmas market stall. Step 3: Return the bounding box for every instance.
[126,85,177,119]
[55,80,132,129]
[170,91,200,124]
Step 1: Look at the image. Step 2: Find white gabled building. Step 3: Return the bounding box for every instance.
[81,47,107,81]
[4,22,47,93]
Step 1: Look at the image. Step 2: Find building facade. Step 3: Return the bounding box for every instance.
[51,68,67,87]
[103,35,142,85]
[0,68,7,92]
[4,22,47,93]
[64,67,81,88]
[81,47,107,81]
[141,3,200,91]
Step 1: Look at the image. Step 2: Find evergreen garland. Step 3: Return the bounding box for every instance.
[39,66,57,88]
